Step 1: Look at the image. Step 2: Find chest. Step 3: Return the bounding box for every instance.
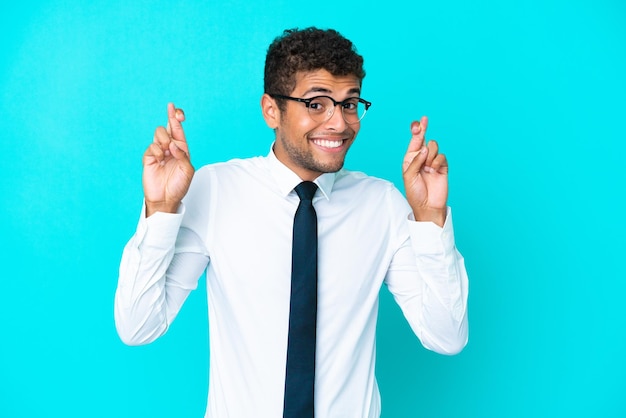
[205,185,400,303]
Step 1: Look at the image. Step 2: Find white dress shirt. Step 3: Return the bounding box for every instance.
[114,149,469,418]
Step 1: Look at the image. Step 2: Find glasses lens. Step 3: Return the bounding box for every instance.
[307,97,368,124]
[341,98,367,124]
[307,97,333,122]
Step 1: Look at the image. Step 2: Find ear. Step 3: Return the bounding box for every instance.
[261,93,280,129]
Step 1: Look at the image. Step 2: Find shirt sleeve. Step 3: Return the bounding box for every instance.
[114,203,210,346]
[384,206,469,355]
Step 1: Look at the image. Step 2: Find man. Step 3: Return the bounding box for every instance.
[115,27,468,417]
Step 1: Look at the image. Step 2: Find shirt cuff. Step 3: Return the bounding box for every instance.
[135,202,186,250]
[407,207,456,255]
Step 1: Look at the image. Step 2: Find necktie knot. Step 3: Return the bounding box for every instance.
[295,181,318,202]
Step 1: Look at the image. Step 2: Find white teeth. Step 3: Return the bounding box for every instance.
[314,139,342,148]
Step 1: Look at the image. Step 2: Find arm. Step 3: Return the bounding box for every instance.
[388,117,468,354]
[114,103,207,345]
[114,207,209,346]
[385,207,468,355]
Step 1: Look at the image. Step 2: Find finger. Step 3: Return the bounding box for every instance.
[154,126,172,157]
[169,140,191,161]
[403,146,428,174]
[430,153,448,174]
[418,115,428,131]
[143,142,166,166]
[154,126,170,147]
[166,103,189,156]
[167,103,188,151]
[166,106,186,133]
[425,139,439,167]
[405,116,429,153]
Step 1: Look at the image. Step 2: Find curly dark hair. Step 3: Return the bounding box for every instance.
[264,27,366,106]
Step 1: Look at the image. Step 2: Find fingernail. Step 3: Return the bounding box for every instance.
[164,150,171,157]
[412,124,421,134]
[175,108,185,121]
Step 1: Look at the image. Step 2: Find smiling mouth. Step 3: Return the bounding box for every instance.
[312,138,344,149]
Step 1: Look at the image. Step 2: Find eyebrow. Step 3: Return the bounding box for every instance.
[302,86,362,97]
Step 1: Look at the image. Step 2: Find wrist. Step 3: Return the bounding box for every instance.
[145,200,181,217]
[413,207,446,227]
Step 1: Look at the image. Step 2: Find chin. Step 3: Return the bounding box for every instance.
[317,161,345,174]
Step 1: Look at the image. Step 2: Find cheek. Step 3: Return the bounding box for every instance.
[297,117,320,134]
[291,123,320,142]
[280,111,323,140]
[281,114,306,134]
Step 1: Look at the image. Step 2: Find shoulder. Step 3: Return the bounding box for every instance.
[192,156,272,186]
[194,156,267,178]
[181,156,270,226]
[332,169,408,211]
[186,156,269,199]
[330,169,411,234]
[334,168,398,195]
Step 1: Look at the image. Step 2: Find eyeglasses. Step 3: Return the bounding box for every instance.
[270,94,372,125]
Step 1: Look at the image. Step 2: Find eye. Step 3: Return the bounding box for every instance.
[308,98,327,113]
[342,99,359,113]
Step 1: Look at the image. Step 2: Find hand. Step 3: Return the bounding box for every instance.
[402,116,448,227]
[142,103,194,217]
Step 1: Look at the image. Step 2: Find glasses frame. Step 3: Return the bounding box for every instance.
[270,94,372,125]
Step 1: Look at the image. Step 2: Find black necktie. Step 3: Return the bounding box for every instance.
[283,181,318,418]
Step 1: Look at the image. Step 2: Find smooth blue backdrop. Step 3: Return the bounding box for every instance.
[1,0,624,417]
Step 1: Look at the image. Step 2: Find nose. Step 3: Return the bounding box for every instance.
[323,104,348,130]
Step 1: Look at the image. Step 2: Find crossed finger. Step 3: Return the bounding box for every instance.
[164,103,190,159]
[403,116,430,173]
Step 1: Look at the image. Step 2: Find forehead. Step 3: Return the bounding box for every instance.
[291,69,361,96]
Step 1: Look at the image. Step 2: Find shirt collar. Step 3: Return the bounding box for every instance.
[267,144,336,201]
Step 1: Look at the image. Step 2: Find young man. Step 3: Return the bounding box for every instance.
[115,27,468,417]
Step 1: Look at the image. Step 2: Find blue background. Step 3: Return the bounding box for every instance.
[1,0,625,416]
